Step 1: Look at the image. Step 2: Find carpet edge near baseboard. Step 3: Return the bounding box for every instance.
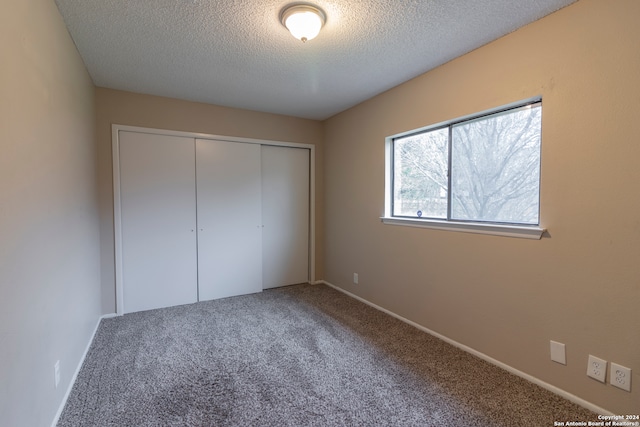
[50,313,117,427]
[319,280,613,416]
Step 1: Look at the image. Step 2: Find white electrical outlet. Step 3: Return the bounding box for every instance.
[610,363,631,392]
[587,355,607,383]
[550,341,566,365]
[54,360,60,388]
[353,273,359,284]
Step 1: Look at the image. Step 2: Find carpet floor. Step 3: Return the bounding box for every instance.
[58,283,598,426]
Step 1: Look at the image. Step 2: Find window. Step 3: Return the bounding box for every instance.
[385,100,544,239]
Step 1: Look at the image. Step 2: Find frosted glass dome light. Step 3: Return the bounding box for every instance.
[280,4,326,43]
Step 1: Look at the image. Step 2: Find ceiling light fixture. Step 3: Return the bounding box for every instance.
[280,4,326,43]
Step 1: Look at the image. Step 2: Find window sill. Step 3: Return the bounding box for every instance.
[380,217,546,240]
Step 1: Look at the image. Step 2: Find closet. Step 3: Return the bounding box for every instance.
[114,128,311,314]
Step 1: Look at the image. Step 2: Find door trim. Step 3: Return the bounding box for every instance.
[112,124,316,315]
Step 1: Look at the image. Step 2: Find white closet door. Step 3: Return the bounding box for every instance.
[261,145,310,289]
[196,139,263,300]
[119,132,198,313]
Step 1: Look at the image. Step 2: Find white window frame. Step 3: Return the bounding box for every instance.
[382,98,546,240]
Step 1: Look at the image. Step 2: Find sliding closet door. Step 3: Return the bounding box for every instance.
[119,132,198,313]
[261,145,310,289]
[196,139,263,300]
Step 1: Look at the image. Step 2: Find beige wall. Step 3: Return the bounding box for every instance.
[323,0,639,414]
[0,1,101,426]
[96,88,324,313]
[3,0,637,422]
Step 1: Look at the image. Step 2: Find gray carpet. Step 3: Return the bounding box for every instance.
[58,284,597,426]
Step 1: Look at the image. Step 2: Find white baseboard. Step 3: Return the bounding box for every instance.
[50,313,116,427]
[319,280,613,416]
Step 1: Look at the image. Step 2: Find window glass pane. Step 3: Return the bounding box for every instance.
[450,104,541,224]
[393,128,449,218]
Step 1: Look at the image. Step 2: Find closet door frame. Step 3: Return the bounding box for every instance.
[112,124,316,316]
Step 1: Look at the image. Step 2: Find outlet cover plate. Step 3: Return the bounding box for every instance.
[587,355,607,383]
[550,341,566,365]
[610,363,631,392]
[54,360,60,388]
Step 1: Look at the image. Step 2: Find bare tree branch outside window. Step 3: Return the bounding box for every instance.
[393,102,541,225]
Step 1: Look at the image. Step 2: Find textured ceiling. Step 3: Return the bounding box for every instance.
[55,0,576,120]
